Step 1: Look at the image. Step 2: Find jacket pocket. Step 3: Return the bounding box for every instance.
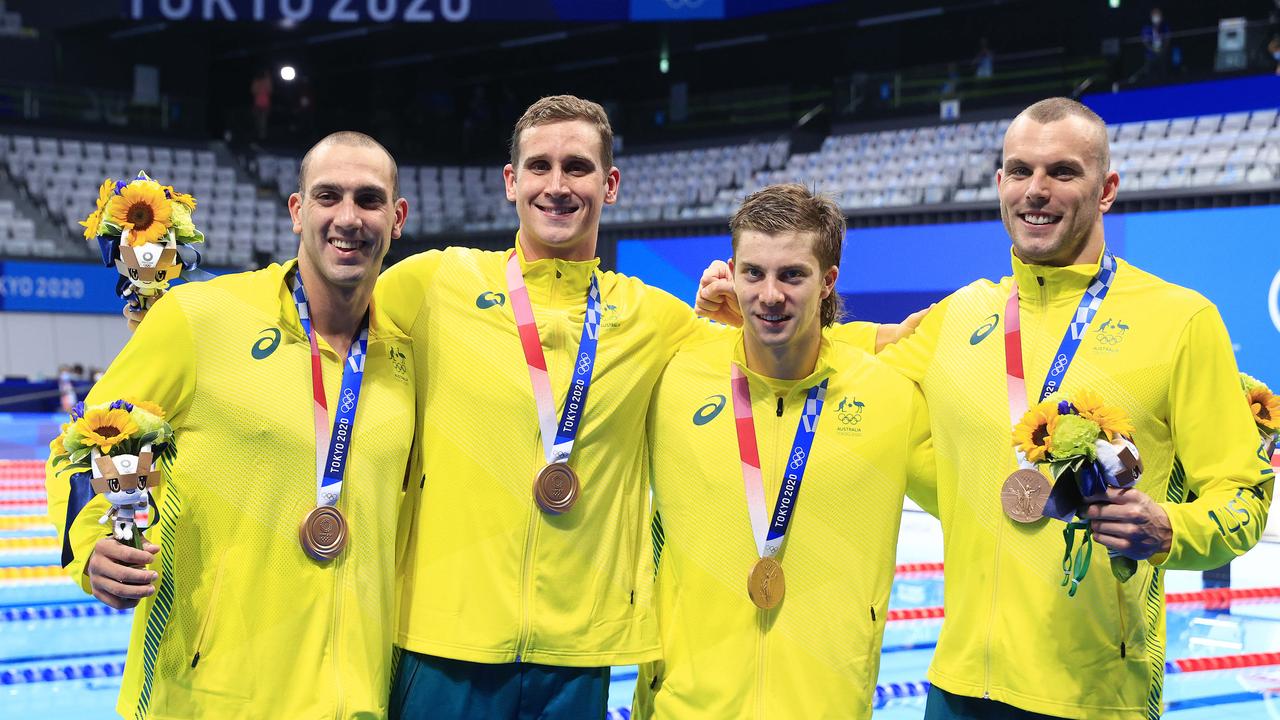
[1114,573,1147,660]
[163,551,254,715]
[190,551,230,669]
[863,602,886,686]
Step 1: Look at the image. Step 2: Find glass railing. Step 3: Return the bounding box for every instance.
[0,82,207,136]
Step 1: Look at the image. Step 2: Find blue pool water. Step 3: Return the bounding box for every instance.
[3,412,1278,719]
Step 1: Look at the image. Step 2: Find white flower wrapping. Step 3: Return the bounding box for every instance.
[1095,436,1141,488]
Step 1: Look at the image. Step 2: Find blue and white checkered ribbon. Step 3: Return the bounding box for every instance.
[1039,250,1117,402]
[292,271,370,508]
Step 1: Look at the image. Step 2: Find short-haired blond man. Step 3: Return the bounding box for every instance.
[632,184,934,719]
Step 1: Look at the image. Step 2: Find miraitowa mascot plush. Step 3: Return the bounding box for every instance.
[88,170,211,331]
[114,227,184,328]
[89,445,158,551]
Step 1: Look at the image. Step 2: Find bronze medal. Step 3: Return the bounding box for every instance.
[534,462,579,515]
[747,556,785,610]
[300,505,348,561]
[1001,469,1051,523]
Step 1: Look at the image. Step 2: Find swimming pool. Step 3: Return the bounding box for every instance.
[3,413,1278,719]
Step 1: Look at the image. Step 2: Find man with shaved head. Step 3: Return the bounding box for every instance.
[46,131,418,718]
[693,96,1273,718]
[873,97,1273,718]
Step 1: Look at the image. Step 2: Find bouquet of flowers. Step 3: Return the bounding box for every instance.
[1013,390,1143,596]
[1242,373,1279,465]
[51,399,176,552]
[79,171,209,331]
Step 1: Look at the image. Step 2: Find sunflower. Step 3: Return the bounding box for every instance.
[127,398,169,437]
[125,398,165,419]
[96,178,116,209]
[73,408,139,453]
[1247,385,1280,432]
[77,179,118,240]
[1073,389,1135,442]
[164,185,197,210]
[1013,399,1061,463]
[79,208,104,241]
[107,179,172,246]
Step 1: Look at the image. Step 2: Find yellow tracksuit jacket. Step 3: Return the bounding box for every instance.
[378,240,880,667]
[632,329,934,719]
[878,248,1274,719]
[45,260,417,719]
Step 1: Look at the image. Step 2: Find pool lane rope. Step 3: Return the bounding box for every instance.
[1,602,130,622]
[885,586,1280,622]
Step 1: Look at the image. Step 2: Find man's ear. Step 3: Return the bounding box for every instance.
[821,265,838,299]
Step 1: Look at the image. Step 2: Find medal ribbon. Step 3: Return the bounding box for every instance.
[292,272,369,509]
[1005,251,1118,439]
[504,250,603,465]
[730,364,828,559]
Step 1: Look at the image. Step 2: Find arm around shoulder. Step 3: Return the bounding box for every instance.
[903,382,939,518]
[376,250,448,336]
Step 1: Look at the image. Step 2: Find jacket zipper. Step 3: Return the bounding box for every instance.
[517,266,563,662]
[756,389,787,718]
[191,551,229,668]
[328,355,348,718]
[982,516,1003,698]
[1115,579,1129,659]
[986,279,1044,696]
[332,530,348,718]
[516,501,538,662]
[755,611,768,719]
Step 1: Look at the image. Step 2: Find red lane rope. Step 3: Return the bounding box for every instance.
[1172,652,1280,673]
[887,587,1280,622]
[1167,586,1280,608]
[886,606,946,621]
[894,562,944,575]
[0,460,45,472]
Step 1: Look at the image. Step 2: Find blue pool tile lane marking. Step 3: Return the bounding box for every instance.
[3,648,127,666]
[0,658,126,684]
[873,680,933,708]
[1,603,129,622]
[1164,691,1278,713]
